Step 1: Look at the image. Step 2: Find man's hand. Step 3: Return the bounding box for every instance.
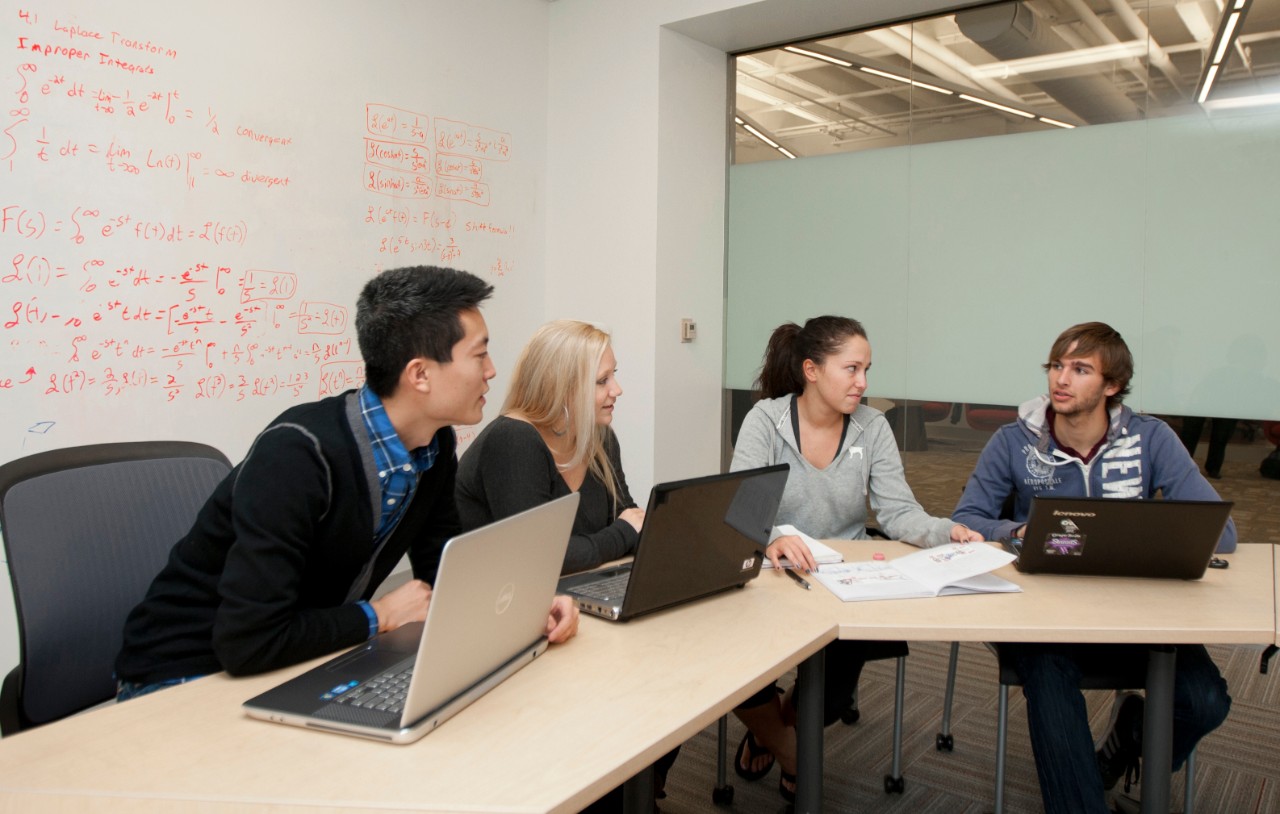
[369,579,432,633]
[949,524,985,543]
[545,595,579,643]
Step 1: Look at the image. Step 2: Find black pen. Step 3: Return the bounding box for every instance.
[785,567,811,590]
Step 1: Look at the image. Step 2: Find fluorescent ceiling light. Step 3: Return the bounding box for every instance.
[1212,12,1242,66]
[777,147,797,159]
[1038,116,1075,129]
[1198,63,1221,104]
[971,40,1148,78]
[1202,91,1280,110]
[859,66,953,95]
[783,46,852,67]
[958,93,1035,118]
[741,122,780,149]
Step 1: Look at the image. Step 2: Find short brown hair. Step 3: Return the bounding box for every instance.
[1043,322,1133,407]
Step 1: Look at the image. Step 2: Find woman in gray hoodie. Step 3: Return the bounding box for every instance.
[729,315,981,802]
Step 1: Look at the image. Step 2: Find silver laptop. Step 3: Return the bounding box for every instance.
[557,464,789,621]
[243,492,578,743]
[1013,496,1232,580]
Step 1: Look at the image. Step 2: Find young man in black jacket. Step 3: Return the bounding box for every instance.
[116,265,577,696]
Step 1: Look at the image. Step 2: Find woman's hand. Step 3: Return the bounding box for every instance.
[765,534,817,572]
[949,524,984,543]
[619,507,645,533]
[545,595,580,643]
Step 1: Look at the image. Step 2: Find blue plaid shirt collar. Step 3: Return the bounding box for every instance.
[358,385,437,538]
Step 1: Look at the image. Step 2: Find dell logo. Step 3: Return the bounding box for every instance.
[495,582,515,614]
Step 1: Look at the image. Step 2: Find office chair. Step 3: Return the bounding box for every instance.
[0,441,231,734]
[711,526,910,805]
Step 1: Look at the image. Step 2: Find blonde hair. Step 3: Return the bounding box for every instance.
[501,320,623,508]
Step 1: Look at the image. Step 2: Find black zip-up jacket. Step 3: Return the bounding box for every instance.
[116,391,458,683]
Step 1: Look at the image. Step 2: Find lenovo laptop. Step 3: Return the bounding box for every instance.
[243,492,578,743]
[1013,496,1232,580]
[557,464,789,621]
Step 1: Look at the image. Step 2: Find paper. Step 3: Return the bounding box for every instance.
[814,543,1020,602]
[761,524,844,569]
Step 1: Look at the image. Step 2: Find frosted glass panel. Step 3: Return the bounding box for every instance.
[727,109,1280,421]
[726,149,910,397]
[903,123,1146,408]
[1141,110,1280,418]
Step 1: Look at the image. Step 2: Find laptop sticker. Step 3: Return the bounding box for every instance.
[1043,517,1085,556]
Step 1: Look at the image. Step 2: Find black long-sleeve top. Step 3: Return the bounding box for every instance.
[455,416,639,575]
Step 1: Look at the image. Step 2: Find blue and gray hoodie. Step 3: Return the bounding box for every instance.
[952,395,1236,552]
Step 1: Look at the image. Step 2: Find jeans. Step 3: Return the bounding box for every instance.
[1006,643,1231,814]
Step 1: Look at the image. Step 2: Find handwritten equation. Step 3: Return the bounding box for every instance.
[361,104,517,266]
[1,208,363,403]
[362,105,508,203]
[2,5,524,417]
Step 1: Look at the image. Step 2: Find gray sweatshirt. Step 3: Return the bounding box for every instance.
[730,396,954,547]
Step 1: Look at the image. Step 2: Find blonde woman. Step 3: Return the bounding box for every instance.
[456,320,644,575]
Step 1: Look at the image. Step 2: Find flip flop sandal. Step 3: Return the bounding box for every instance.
[733,730,776,782]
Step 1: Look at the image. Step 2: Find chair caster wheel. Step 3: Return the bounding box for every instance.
[840,705,860,725]
[936,732,954,751]
[884,774,905,794]
[712,785,734,806]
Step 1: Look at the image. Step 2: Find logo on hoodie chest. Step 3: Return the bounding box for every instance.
[1020,445,1062,490]
[1024,447,1054,479]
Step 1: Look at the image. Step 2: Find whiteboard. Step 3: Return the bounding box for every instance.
[1,0,549,466]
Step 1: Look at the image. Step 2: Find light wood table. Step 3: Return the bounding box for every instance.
[0,544,1271,814]
[787,540,1277,814]
[0,573,831,814]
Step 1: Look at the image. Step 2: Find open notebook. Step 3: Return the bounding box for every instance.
[814,542,1019,602]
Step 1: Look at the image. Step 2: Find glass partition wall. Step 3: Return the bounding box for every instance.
[725,0,1280,542]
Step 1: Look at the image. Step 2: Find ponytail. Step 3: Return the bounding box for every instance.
[754,316,867,399]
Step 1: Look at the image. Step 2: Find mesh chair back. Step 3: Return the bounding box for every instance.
[0,441,230,732]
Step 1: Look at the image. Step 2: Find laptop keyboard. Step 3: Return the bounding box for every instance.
[329,665,413,713]
[574,572,630,601]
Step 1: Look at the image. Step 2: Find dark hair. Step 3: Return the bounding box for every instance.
[356,265,494,397]
[756,316,867,399]
[1042,321,1133,407]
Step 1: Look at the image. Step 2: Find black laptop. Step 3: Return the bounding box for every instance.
[557,464,789,621]
[1013,496,1233,580]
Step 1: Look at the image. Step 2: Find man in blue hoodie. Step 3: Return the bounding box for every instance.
[953,322,1234,814]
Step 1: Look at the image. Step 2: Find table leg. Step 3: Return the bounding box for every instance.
[795,648,825,813]
[1141,645,1176,814]
[621,764,654,814]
